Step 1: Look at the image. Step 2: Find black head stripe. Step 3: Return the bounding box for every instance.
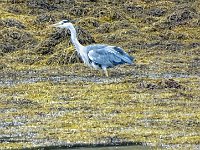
[62,20,69,23]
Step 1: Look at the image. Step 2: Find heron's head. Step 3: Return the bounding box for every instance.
[50,20,73,28]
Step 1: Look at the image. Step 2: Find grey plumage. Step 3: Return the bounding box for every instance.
[86,44,133,68]
[50,20,134,76]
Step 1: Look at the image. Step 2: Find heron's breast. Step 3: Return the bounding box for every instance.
[79,50,90,66]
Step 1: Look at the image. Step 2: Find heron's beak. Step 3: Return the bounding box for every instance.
[49,23,60,28]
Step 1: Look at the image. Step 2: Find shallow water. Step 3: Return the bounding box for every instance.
[0,71,198,87]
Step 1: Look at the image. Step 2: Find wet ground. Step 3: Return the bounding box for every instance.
[0,64,198,87]
[57,145,152,150]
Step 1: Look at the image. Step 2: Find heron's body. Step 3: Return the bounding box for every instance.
[51,20,134,76]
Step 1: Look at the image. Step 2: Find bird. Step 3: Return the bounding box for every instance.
[50,20,134,77]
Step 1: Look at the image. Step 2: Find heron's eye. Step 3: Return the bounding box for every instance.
[62,20,68,23]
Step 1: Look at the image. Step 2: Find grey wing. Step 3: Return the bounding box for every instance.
[112,46,134,64]
[88,46,133,68]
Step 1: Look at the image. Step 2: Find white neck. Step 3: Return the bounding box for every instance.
[67,24,83,51]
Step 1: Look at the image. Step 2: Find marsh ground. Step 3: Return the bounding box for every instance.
[0,0,200,149]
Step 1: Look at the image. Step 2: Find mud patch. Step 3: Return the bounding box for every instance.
[2,98,39,108]
[138,79,182,90]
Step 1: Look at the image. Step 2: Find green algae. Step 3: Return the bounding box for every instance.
[0,76,199,149]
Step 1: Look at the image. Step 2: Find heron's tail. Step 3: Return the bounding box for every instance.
[122,54,134,64]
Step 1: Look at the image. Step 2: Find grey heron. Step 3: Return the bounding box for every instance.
[51,20,134,76]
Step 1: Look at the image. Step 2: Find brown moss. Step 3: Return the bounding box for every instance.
[0,28,37,53]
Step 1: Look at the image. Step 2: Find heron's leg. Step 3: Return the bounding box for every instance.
[105,69,109,77]
[102,67,109,77]
[99,70,104,76]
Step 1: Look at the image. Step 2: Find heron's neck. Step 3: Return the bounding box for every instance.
[68,25,83,51]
